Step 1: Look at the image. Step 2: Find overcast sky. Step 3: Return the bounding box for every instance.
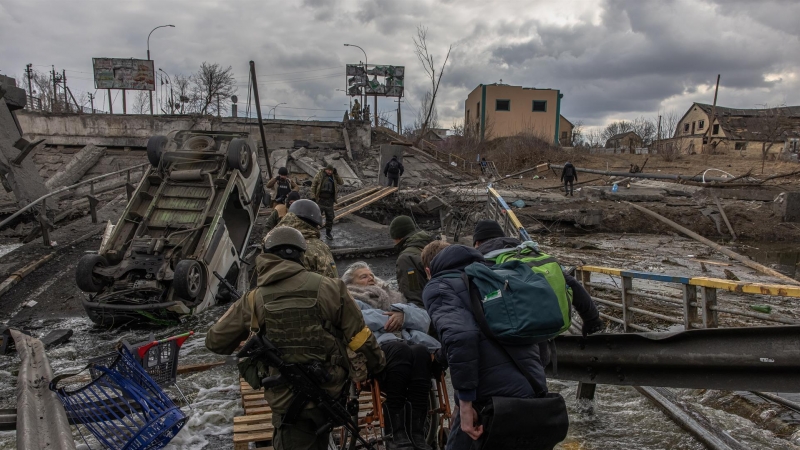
[2,0,799,132]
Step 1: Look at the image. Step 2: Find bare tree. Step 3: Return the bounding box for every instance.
[601,120,633,144]
[25,68,57,112]
[173,75,193,114]
[751,105,791,173]
[190,62,236,116]
[412,25,452,146]
[630,116,657,146]
[132,91,149,114]
[570,120,584,146]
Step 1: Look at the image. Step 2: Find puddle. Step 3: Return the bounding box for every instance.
[737,242,800,281]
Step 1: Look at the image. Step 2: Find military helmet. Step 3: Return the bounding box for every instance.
[278,166,289,176]
[289,199,323,227]
[263,226,307,252]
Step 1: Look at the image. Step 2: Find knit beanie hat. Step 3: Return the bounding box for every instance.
[473,219,505,245]
[389,215,416,239]
[286,191,301,203]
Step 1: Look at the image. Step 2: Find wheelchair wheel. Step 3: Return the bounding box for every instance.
[425,390,439,446]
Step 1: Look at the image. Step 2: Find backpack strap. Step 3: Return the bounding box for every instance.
[460,273,547,396]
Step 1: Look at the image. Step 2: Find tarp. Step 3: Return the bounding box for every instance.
[11,329,75,450]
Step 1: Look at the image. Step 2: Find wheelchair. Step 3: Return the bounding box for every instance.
[329,370,453,449]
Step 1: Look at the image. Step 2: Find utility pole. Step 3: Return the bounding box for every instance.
[217,94,221,118]
[395,98,403,133]
[88,93,95,113]
[62,70,69,113]
[249,61,272,178]
[107,89,113,114]
[25,64,33,109]
[704,74,721,154]
[122,89,127,114]
[52,66,58,111]
[656,114,662,146]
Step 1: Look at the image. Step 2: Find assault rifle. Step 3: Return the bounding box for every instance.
[237,333,374,450]
[213,271,242,300]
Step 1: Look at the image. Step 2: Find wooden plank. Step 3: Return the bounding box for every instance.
[335,186,380,208]
[234,414,273,424]
[247,406,273,415]
[335,187,398,221]
[233,431,274,444]
[244,393,264,401]
[234,422,274,433]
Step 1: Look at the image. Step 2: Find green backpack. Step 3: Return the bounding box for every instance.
[485,242,573,339]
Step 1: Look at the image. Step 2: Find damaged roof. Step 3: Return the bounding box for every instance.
[693,103,800,141]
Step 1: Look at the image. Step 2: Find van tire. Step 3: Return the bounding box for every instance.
[76,254,109,292]
[147,135,168,167]
[227,139,252,177]
[174,260,206,301]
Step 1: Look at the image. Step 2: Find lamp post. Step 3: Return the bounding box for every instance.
[267,102,287,120]
[146,24,175,115]
[344,43,372,125]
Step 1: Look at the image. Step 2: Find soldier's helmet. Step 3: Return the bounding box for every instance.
[263,226,308,253]
[289,199,323,227]
[278,166,289,176]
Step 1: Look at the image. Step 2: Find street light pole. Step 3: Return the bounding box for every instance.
[344,43,370,124]
[268,102,287,120]
[147,24,175,116]
[158,68,174,114]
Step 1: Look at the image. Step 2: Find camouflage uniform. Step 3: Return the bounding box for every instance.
[264,204,288,235]
[395,231,434,308]
[273,212,338,278]
[207,253,385,450]
[311,169,343,235]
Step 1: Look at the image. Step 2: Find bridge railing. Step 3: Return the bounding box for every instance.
[486,187,531,242]
[576,265,800,332]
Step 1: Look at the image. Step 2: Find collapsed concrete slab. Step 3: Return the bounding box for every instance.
[772,192,800,222]
[323,155,361,188]
[44,144,106,191]
[517,205,604,226]
[270,148,289,172]
[294,156,323,177]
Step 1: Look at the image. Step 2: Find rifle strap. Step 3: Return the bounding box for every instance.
[248,290,259,335]
[461,272,546,397]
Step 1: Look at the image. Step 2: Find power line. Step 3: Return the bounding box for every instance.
[233,65,344,80]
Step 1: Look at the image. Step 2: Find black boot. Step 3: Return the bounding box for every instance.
[383,405,413,450]
[408,407,433,450]
[325,229,333,240]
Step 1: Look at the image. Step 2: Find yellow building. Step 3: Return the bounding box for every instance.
[464,84,563,144]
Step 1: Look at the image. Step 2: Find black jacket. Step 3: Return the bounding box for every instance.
[383,158,405,177]
[561,163,577,181]
[423,245,548,402]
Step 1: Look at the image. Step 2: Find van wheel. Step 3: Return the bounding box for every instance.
[147,135,168,167]
[174,260,206,300]
[76,254,108,292]
[227,139,252,177]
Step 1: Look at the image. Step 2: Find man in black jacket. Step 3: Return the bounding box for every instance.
[560,161,577,196]
[421,243,550,448]
[383,155,404,187]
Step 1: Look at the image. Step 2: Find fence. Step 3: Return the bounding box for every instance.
[575,265,800,332]
[485,187,531,242]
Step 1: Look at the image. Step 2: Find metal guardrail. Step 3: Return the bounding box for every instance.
[576,265,800,332]
[0,163,149,230]
[486,187,531,242]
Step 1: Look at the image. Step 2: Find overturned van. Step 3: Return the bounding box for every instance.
[77,131,263,326]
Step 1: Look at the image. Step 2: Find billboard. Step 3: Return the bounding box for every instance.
[347,64,404,98]
[92,58,155,90]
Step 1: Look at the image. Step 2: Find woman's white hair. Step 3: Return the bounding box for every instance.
[341,261,389,288]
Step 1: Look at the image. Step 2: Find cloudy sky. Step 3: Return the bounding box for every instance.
[2,0,799,132]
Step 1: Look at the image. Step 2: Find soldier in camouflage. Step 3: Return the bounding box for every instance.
[389,216,434,308]
[271,199,338,278]
[207,227,385,450]
[311,164,343,240]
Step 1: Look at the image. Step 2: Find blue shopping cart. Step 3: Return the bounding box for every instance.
[50,346,187,450]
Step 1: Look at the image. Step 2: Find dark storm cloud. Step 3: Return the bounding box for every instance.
[1,0,798,129]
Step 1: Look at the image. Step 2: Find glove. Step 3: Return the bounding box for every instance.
[333,167,338,174]
[582,316,604,336]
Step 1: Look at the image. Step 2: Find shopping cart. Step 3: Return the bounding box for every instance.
[50,346,187,450]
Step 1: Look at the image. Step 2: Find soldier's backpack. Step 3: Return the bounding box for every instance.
[386,159,401,174]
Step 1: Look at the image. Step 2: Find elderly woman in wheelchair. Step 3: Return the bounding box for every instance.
[343,261,441,450]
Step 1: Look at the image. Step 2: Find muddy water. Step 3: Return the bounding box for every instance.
[1,226,799,448]
[737,242,800,281]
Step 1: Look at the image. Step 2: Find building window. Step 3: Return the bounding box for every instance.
[476,102,480,117]
[561,131,568,139]
[532,100,547,112]
[684,123,690,133]
[713,124,720,134]
[735,142,747,150]
[698,120,705,129]
[495,99,510,111]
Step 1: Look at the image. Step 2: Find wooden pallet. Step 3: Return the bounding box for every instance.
[234,379,274,450]
[334,187,398,222]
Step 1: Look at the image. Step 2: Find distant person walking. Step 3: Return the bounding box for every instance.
[480,157,488,175]
[560,161,577,196]
[383,155,404,187]
[311,164,343,240]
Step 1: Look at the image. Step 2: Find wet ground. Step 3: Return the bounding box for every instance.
[1,218,800,449]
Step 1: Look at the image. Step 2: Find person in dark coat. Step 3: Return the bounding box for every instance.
[383,155,405,187]
[560,161,577,196]
[420,243,549,448]
[471,219,605,343]
[389,216,433,308]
